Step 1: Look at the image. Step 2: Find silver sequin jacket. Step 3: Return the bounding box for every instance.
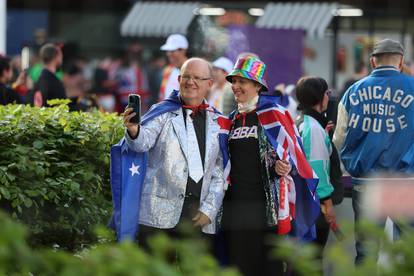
[125,108,225,234]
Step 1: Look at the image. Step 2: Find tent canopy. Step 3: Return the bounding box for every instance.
[256,3,338,38]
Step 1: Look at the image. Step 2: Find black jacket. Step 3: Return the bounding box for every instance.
[0,83,22,105]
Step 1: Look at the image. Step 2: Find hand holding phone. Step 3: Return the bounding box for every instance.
[127,94,141,124]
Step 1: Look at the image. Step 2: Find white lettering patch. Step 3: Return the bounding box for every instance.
[348,113,408,133]
[230,125,258,140]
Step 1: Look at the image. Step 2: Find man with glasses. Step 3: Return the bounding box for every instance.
[158,34,189,100]
[123,57,226,248]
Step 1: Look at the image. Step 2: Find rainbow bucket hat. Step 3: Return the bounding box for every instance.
[226,55,269,92]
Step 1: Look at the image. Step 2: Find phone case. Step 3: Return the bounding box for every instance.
[128,94,141,124]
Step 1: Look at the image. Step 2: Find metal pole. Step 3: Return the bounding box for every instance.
[0,0,6,55]
[331,16,339,89]
[401,16,407,46]
[368,15,374,43]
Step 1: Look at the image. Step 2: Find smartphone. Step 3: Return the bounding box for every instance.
[21,47,30,71]
[127,94,141,124]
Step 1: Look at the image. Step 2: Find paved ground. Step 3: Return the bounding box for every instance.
[324,196,356,275]
[324,196,395,275]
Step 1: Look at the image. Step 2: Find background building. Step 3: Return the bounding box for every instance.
[4,0,414,90]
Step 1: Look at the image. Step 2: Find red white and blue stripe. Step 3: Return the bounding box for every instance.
[257,94,320,240]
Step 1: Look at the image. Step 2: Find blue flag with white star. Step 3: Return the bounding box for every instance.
[110,140,146,241]
[109,91,182,241]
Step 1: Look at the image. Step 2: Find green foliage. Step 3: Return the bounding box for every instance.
[271,220,414,276]
[0,103,124,250]
[273,236,321,276]
[0,211,240,276]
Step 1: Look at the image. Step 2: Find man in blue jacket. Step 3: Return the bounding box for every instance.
[333,38,414,264]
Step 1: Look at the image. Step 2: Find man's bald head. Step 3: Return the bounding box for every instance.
[181,58,213,78]
[178,57,214,106]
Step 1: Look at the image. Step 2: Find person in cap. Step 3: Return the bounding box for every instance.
[221,56,320,276]
[158,34,189,100]
[208,57,236,115]
[122,57,227,250]
[333,38,414,264]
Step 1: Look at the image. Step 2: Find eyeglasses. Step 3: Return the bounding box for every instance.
[325,89,332,96]
[180,75,212,84]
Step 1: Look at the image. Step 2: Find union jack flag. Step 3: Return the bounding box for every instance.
[257,107,317,181]
[257,95,320,240]
[210,110,232,190]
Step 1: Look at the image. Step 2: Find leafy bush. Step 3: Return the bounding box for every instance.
[0,211,240,276]
[0,102,124,250]
[272,220,414,276]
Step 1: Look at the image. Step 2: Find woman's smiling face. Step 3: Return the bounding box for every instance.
[230,76,261,104]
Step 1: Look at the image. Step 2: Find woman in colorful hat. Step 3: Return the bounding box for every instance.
[221,55,291,276]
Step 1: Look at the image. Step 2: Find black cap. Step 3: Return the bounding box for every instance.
[371,39,404,56]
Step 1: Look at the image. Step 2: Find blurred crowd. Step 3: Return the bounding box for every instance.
[0,34,239,116]
[3,32,414,275]
[2,33,414,118]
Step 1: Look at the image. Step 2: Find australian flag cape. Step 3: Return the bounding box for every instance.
[109,90,231,242]
[256,94,321,241]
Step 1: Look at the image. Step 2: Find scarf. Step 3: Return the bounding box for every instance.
[237,94,259,113]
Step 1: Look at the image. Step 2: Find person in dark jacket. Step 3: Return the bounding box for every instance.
[295,76,340,272]
[32,43,66,106]
[0,56,22,105]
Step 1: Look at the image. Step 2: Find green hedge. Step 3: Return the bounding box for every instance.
[274,220,414,276]
[0,211,240,276]
[0,101,124,250]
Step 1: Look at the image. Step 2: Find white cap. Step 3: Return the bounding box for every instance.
[285,84,295,95]
[212,57,234,74]
[160,34,188,51]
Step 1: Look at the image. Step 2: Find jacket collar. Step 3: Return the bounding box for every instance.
[303,109,328,129]
[371,65,401,76]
